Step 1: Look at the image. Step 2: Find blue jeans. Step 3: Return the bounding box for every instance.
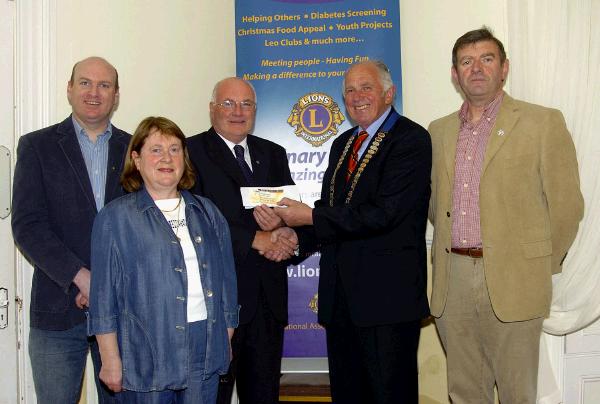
[29,322,118,404]
[118,320,219,404]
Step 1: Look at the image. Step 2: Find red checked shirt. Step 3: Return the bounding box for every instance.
[451,92,504,248]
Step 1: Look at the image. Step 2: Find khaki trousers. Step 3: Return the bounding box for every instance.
[436,253,543,404]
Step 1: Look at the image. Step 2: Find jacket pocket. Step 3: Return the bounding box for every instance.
[521,239,552,258]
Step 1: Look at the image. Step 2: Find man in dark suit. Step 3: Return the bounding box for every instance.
[187,77,298,404]
[11,56,130,403]
[275,60,431,404]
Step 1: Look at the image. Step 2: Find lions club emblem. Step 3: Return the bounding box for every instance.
[287,92,345,147]
[308,293,318,314]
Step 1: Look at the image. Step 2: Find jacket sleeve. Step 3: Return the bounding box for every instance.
[540,110,584,273]
[88,209,120,335]
[313,126,432,243]
[11,135,85,292]
[203,199,239,329]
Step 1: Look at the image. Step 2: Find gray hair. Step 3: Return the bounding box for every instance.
[342,60,394,96]
[211,77,257,102]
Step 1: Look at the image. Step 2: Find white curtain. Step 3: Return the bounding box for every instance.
[506,0,600,401]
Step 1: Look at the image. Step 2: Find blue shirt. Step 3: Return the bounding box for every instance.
[88,189,239,391]
[72,117,112,211]
[356,106,392,159]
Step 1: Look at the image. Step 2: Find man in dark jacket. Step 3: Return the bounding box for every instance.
[12,56,130,403]
[187,77,297,404]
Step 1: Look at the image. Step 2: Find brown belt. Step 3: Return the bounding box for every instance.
[451,247,483,258]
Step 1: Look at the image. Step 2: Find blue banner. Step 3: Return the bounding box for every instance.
[235,0,401,357]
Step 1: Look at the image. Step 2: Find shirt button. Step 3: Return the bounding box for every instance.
[467,156,472,160]
[487,117,491,121]
[463,183,468,188]
[176,296,185,301]
[461,211,466,215]
[202,263,208,269]
[194,236,202,243]
[461,239,467,244]
[473,131,478,135]
[206,290,213,297]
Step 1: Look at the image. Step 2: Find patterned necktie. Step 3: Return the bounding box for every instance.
[346,131,369,182]
[233,144,254,185]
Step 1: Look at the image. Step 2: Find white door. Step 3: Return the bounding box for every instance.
[563,320,600,403]
[0,1,20,403]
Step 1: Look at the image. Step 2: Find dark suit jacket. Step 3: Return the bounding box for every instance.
[304,108,431,327]
[11,115,130,330]
[187,128,294,325]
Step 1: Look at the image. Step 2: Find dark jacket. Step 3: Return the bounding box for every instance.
[11,116,130,330]
[187,128,294,324]
[304,108,432,327]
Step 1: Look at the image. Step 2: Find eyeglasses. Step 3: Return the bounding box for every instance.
[214,99,257,111]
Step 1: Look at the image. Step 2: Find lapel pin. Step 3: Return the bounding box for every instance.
[255,160,260,165]
[497,129,505,136]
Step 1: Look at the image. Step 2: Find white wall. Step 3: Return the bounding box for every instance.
[54,0,236,136]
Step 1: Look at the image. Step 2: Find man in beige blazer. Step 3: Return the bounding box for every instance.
[428,27,584,403]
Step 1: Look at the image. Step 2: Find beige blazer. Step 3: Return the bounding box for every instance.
[428,94,584,322]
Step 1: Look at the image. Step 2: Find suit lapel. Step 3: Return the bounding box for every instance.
[205,129,248,186]
[56,118,97,212]
[104,127,128,202]
[481,95,519,175]
[442,117,460,186]
[247,135,270,185]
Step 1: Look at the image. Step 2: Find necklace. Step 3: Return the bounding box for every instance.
[173,200,183,241]
[157,195,184,241]
[158,194,182,213]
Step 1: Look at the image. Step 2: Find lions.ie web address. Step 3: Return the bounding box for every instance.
[287,264,320,278]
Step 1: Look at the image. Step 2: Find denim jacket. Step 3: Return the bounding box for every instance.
[88,188,238,392]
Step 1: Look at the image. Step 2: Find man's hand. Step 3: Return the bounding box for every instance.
[253,204,284,231]
[263,227,299,262]
[274,198,313,226]
[252,230,296,262]
[73,267,91,309]
[75,292,88,309]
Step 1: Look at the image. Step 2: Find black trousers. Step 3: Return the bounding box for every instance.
[326,282,421,404]
[217,289,285,404]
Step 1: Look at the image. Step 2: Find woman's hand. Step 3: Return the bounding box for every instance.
[99,356,123,393]
[227,327,235,362]
[96,332,123,392]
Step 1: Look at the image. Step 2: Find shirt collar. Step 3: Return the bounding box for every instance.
[216,132,249,154]
[459,91,505,124]
[71,115,113,143]
[360,106,392,137]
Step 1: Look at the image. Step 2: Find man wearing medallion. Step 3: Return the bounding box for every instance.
[275,60,431,404]
[428,27,584,403]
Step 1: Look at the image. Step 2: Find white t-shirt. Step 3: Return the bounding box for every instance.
[156,197,207,322]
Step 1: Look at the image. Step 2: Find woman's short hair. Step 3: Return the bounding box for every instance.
[121,116,196,192]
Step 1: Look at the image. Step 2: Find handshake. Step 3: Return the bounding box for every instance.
[252,203,299,262]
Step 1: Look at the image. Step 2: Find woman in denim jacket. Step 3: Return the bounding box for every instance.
[88,116,238,404]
